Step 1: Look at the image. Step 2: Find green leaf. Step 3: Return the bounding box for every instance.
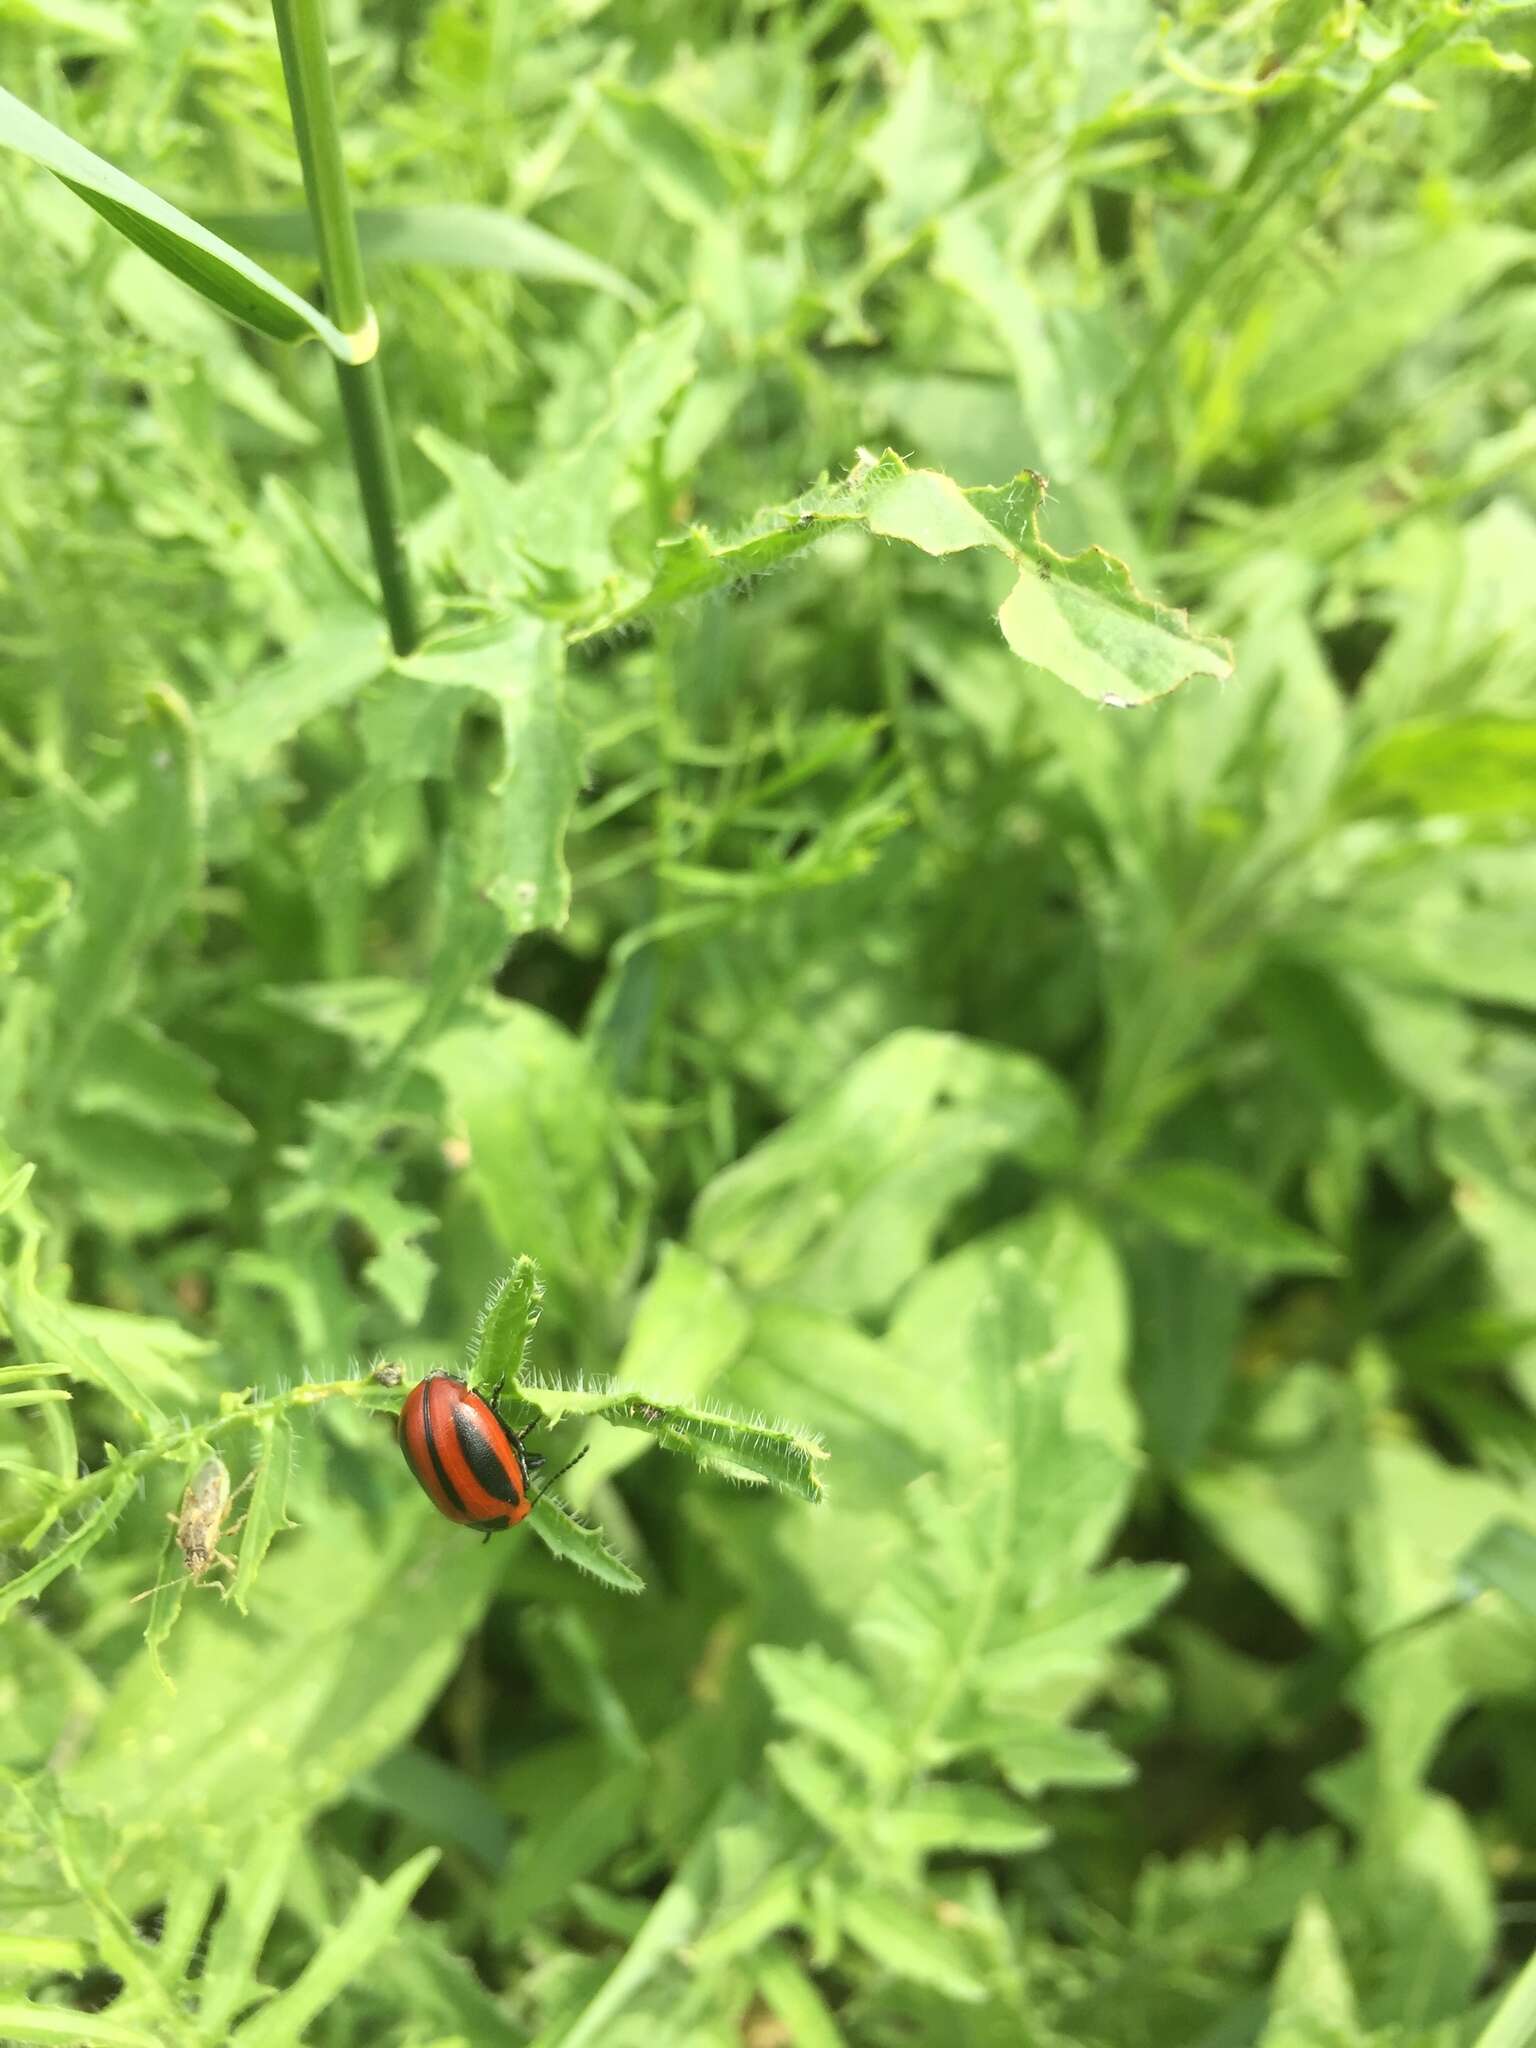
[1340,717,1536,821]
[0,86,362,358]
[580,1243,751,1491]
[419,309,701,595]
[839,1888,987,2003]
[751,1647,903,1784]
[933,209,1101,479]
[873,1784,1050,1858]
[1459,1520,1536,1618]
[0,2005,164,2046]
[863,49,979,234]
[691,1029,1080,1314]
[1473,1945,1536,2048]
[0,865,70,976]
[1259,1896,1362,2048]
[1245,225,1534,438]
[976,1563,1185,1690]
[228,1414,295,1617]
[230,1849,439,2048]
[526,1494,644,1594]
[193,1826,299,2045]
[593,83,737,228]
[1118,1162,1344,1276]
[200,622,389,763]
[394,615,581,933]
[467,1259,543,1403]
[572,451,1231,704]
[44,686,201,1113]
[0,1469,138,1623]
[422,1003,628,1343]
[73,1018,252,1145]
[869,468,1232,704]
[205,204,647,307]
[0,1274,167,1427]
[519,1383,826,1502]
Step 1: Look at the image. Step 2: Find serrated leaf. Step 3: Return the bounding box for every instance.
[977,1562,1185,1691]
[0,1276,166,1426]
[229,1414,294,1616]
[571,451,1230,704]
[751,1646,903,1783]
[467,1259,543,1403]
[73,1017,252,1145]
[871,469,1232,703]
[193,1825,298,2044]
[1260,1895,1362,2048]
[520,1383,826,1502]
[982,1718,1137,1795]
[526,1494,644,1593]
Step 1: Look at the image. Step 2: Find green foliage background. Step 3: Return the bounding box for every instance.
[4,1,1536,2042]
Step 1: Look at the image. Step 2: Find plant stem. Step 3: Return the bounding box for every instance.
[270,0,421,654]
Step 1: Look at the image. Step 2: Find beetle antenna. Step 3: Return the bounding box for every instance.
[529,1446,589,1510]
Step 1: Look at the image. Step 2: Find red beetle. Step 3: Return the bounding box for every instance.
[398,1375,582,1534]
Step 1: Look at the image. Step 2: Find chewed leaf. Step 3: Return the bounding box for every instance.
[568,452,906,643]
[872,468,1232,705]
[570,450,1231,705]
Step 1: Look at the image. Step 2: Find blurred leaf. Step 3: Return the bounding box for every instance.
[573,452,1232,704]
[44,687,200,1113]
[467,1258,543,1403]
[1119,1162,1344,1276]
[0,86,360,357]
[229,1848,438,2048]
[839,1888,986,2003]
[1340,717,1536,821]
[1246,226,1533,438]
[1258,1896,1362,2048]
[200,622,388,764]
[692,1029,1080,1314]
[228,1413,294,1617]
[207,203,647,307]
[395,614,581,932]
[1458,1520,1536,1618]
[520,1381,825,1502]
